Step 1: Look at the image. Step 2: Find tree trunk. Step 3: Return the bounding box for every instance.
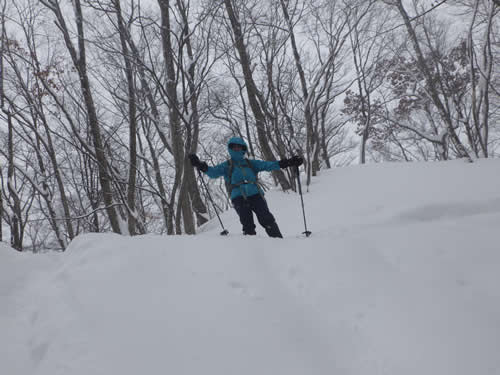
[32,128,67,250]
[0,188,3,243]
[320,113,332,169]
[0,3,5,243]
[176,0,208,228]
[395,0,471,161]
[177,166,195,235]
[223,0,290,190]
[114,0,138,235]
[42,119,75,242]
[125,22,176,231]
[7,113,22,251]
[42,0,123,232]
[467,0,494,158]
[279,0,315,184]
[158,0,193,234]
[143,123,172,232]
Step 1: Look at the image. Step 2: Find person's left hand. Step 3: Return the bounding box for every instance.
[289,155,303,167]
[278,155,303,168]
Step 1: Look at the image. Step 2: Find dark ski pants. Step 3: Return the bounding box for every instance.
[232,194,283,238]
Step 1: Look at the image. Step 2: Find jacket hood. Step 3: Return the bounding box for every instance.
[227,137,247,161]
[227,137,248,149]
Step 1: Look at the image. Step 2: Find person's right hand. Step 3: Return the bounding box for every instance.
[188,154,208,172]
[189,154,200,167]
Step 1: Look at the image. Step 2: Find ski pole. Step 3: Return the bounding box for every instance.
[196,169,229,236]
[296,164,311,237]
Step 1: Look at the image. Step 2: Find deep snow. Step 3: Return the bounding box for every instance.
[2,159,500,375]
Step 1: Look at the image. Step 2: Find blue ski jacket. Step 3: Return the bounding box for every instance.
[204,137,280,200]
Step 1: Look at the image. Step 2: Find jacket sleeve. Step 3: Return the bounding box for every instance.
[205,161,228,179]
[249,159,280,173]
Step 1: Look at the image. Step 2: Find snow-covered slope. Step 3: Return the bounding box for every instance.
[2,159,500,375]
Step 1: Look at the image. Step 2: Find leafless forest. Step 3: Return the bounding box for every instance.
[0,0,498,250]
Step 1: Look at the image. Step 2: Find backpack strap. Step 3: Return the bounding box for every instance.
[226,158,261,199]
[225,159,234,195]
[246,158,258,178]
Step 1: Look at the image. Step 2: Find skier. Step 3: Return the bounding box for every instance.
[189,137,303,238]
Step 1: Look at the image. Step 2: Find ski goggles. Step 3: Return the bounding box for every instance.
[229,143,247,151]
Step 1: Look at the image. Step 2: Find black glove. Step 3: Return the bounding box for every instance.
[188,154,208,172]
[279,155,303,169]
[289,155,303,167]
[278,159,290,168]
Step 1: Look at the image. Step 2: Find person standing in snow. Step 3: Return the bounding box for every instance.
[189,137,303,238]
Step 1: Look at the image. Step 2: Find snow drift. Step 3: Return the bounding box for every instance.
[2,159,500,375]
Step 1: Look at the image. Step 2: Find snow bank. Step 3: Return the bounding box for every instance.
[1,159,500,375]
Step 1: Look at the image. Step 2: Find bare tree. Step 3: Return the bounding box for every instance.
[0,0,22,249]
[222,0,291,190]
[392,0,471,160]
[157,0,196,234]
[41,0,123,233]
[1,0,79,248]
[465,0,497,157]
[347,2,394,163]
[277,0,369,183]
[124,8,176,233]
[0,0,5,243]
[175,0,211,228]
[112,0,140,234]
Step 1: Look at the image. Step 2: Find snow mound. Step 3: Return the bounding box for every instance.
[2,159,500,375]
